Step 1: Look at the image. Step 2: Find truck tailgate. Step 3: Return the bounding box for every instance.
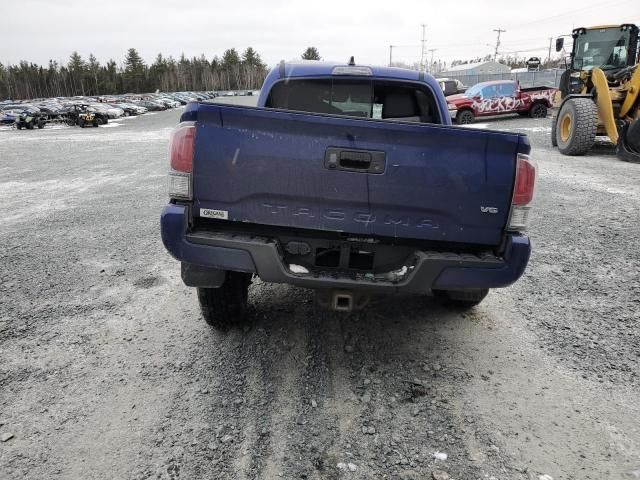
[191,104,526,246]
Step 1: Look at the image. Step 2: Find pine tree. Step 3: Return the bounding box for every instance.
[123,48,146,93]
[242,47,264,68]
[301,47,321,60]
[68,51,86,95]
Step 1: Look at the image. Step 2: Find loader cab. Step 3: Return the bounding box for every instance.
[555,24,639,71]
[556,24,639,96]
[572,25,638,71]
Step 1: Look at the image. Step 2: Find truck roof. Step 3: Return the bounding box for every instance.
[276,60,424,81]
[258,60,443,106]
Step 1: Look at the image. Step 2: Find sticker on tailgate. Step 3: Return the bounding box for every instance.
[200,208,228,220]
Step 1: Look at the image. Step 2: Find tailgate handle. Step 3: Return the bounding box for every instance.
[325,148,386,174]
[340,151,371,170]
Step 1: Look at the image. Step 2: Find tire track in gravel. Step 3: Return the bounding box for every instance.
[280,304,351,480]
[253,284,314,480]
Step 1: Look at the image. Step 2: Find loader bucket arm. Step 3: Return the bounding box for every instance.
[592,68,619,144]
[620,66,640,119]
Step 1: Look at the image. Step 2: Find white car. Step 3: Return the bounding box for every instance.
[89,103,124,119]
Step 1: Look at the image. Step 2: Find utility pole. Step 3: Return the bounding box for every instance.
[428,48,437,73]
[389,45,394,66]
[547,37,553,66]
[420,24,427,71]
[493,28,506,62]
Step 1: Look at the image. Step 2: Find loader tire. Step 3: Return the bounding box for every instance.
[197,272,252,330]
[551,112,558,147]
[557,98,598,156]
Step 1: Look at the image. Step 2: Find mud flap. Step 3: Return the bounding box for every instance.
[181,262,227,288]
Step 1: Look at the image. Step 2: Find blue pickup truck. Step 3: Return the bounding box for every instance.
[161,60,536,329]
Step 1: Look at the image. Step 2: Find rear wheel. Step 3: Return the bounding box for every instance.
[26,121,34,130]
[456,109,475,125]
[197,272,252,330]
[79,119,85,128]
[93,120,99,127]
[557,98,598,155]
[433,288,489,309]
[16,123,23,130]
[529,103,548,118]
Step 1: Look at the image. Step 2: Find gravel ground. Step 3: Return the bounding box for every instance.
[0,106,639,480]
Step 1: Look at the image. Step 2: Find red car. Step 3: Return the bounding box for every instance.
[447,80,557,124]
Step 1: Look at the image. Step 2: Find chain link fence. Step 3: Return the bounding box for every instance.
[439,70,562,88]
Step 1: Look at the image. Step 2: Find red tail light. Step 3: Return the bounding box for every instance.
[170,123,196,173]
[168,122,196,200]
[512,153,536,206]
[508,153,537,231]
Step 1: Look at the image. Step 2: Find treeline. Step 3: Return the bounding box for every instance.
[0,47,269,100]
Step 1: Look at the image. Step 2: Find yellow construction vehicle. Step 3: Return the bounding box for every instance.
[552,24,640,162]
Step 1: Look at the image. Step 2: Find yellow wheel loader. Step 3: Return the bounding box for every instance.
[552,24,640,162]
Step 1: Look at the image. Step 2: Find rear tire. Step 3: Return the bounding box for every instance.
[26,122,34,130]
[529,103,548,118]
[556,98,597,155]
[456,109,475,125]
[79,119,85,128]
[197,272,252,330]
[93,120,99,127]
[551,112,558,147]
[433,288,489,309]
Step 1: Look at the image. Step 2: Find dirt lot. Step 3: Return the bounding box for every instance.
[1,106,639,480]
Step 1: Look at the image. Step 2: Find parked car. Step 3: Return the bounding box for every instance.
[161,61,537,329]
[111,102,146,116]
[446,80,557,124]
[136,100,166,111]
[0,110,18,125]
[89,103,124,119]
[436,78,467,96]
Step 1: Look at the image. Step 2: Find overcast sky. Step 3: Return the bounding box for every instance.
[2,0,639,69]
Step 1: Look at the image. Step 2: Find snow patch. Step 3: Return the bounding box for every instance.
[433,451,448,461]
[512,126,552,133]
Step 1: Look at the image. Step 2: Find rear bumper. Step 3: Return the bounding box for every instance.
[161,204,531,293]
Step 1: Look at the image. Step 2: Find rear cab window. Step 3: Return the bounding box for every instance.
[265,78,442,124]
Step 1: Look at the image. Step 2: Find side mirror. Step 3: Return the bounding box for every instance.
[555,38,564,52]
